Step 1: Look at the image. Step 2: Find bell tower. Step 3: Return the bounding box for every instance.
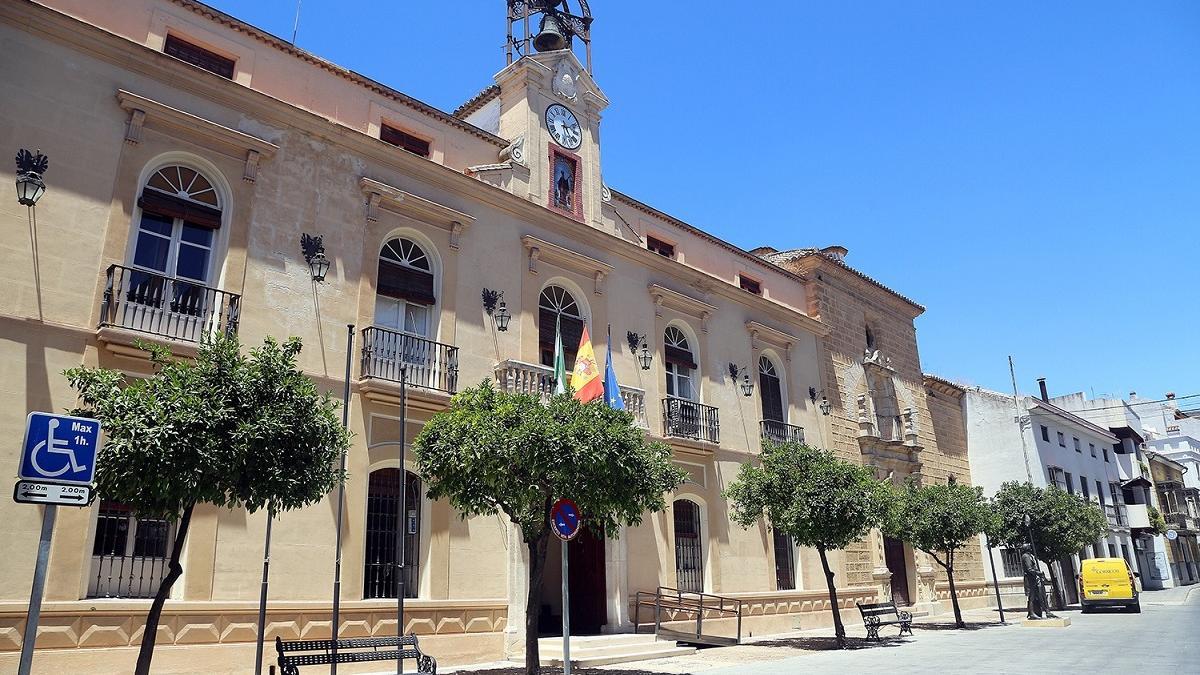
[495,1,608,227]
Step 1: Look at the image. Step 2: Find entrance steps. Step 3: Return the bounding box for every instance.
[538,633,696,668]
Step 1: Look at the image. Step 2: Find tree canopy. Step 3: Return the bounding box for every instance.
[66,334,349,674]
[725,442,891,647]
[988,481,1108,608]
[413,381,686,674]
[887,480,991,627]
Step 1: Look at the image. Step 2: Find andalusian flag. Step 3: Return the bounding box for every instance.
[553,316,567,395]
[571,325,604,403]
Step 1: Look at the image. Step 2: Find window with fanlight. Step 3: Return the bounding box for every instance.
[664,326,697,401]
[126,165,224,317]
[374,237,436,338]
[539,285,584,369]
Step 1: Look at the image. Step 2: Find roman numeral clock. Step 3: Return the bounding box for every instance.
[546,103,583,216]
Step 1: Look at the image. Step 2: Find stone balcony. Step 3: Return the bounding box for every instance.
[493,359,648,429]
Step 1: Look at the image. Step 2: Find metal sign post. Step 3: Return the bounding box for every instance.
[550,498,582,675]
[15,412,102,675]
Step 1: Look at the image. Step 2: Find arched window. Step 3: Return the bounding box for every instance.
[363,468,421,599]
[664,326,696,401]
[539,285,584,369]
[117,164,226,339]
[375,237,435,337]
[673,499,703,593]
[758,356,784,423]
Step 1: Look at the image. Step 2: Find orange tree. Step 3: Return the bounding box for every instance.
[65,335,348,675]
[412,381,686,675]
[725,442,891,648]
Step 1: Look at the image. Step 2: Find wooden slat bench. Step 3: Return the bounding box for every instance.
[856,601,914,640]
[275,634,436,674]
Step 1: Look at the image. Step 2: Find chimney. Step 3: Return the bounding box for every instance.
[1129,391,1137,400]
[1167,392,1176,400]
[1037,378,1049,402]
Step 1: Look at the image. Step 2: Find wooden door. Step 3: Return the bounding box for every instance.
[884,537,910,606]
[568,529,607,634]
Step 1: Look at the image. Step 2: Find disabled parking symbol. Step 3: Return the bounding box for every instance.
[19,413,101,486]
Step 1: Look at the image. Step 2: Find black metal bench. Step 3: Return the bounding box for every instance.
[275,634,436,674]
[857,601,913,640]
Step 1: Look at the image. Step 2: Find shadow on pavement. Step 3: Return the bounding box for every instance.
[750,635,905,650]
[915,621,1001,631]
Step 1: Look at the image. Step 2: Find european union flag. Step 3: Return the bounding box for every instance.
[603,326,625,410]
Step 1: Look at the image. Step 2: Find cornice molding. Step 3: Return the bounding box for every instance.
[649,284,718,331]
[521,235,613,295]
[746,320,805,360]
[116,89,277,181]
[359,177,474,250]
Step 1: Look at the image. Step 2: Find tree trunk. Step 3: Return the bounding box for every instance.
[524,533,550,675]
[1045,559,1065,611]
[134,503,195,675]
[817,547,846,648]
[945,550,964,628]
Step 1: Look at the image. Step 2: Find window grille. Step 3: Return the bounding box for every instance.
[88,501,175,598]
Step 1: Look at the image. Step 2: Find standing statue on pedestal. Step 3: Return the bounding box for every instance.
[1021,543,1057,619]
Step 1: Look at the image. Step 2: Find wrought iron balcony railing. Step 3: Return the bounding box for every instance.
[361,326,459,394]
[493,359,648,428]
[1165,511,1197,532]
[662,397,720,445]
[760,419,805,445]
[100,264,239,341]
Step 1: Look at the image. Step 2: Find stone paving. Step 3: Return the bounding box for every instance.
[441,585,1199,674]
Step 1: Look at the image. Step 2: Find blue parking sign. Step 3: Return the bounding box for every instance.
[19,413,101,486]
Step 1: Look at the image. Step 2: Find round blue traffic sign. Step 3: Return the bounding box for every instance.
[550,498,582,541]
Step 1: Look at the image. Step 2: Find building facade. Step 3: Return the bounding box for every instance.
[1147,453,1200,585]
[964,385,1143,603]
[1051,390,1192,589]
[2,1,982,672]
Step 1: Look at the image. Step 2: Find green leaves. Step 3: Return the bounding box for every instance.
[724,441,891,551]
[412,380,687,543]
[888,480,990,568]
[988,481,1109,563]
[64,333,349,520]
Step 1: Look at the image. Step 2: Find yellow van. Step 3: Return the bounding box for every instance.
[1078,557,1140,613]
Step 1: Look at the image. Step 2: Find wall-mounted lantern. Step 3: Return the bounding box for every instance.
[810,387,833,416]
[301,234,330,282]
[626,331,652,370]
[15,148,48,207]
[728,363,754,398]
[482,288,511,332]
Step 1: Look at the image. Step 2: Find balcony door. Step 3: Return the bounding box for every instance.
[121,165,223,339]
[372,237,437,387]
[538,285,584,372]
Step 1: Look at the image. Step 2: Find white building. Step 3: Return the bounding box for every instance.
[964,382,1142,604]
[1050,389,1200,588]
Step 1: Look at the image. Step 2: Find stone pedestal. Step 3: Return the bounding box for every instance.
[1021,617,1072,628]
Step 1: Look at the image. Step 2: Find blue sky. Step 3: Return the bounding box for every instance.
[209,0,1199,402]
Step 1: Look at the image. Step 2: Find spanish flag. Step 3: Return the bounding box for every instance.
[571,325,604,403]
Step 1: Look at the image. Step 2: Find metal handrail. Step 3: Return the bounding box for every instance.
[759,419,805,444]
[661,397,720,444]
[633,586,742,646]
[99,263,240,340]
[361,326,459,394]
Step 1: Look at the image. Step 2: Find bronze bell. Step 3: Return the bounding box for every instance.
[533,13,568,52]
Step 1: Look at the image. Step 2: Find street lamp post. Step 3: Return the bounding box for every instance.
[396,363,408,675]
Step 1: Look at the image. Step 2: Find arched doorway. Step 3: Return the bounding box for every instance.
[674,499,703,593]
[363,468,421,599]
[539,529,607,635]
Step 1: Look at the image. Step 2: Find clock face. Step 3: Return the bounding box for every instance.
[546,104,582,150]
